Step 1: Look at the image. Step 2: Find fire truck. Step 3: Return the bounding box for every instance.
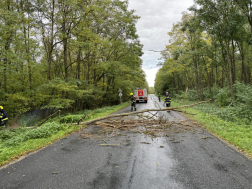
[134,88,148,103]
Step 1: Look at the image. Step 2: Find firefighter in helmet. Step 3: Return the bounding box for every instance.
[130,93,136,111]
[164,92,171,107]
[0,106,8,128]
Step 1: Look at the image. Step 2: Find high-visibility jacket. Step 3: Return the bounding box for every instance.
[131,95,136,103]
[164,95,171,103]
[0,109,8,121]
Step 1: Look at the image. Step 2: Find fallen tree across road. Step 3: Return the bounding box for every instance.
[75,99,212,126]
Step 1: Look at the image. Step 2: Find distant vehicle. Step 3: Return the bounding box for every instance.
[134,88,148,103]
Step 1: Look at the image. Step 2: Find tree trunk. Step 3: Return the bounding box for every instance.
[41,0,55,81]
[231,39,236,84]
[3,1,11,93]
[77,47,81,79]
[103,72,105,91]
[220,39,230,90]
[24,9,32,91]
[63,21,68,82]
[185,70,193,89]
[202,55,213,100]
[75,100,212,125]
[194,56,203,100]
[87,52,90,84]
[193,56,200,98]
[237,41,246,83]
[172,72,178,94]
[225,39,235,102]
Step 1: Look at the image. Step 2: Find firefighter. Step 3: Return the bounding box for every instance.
[158,93,161,102]
[164,92,171,107]
[165,91,170,98]
[0,106,8,128]
[130,93,136,111]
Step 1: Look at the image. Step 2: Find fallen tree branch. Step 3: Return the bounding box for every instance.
[35,110,60,128]
[95,122,116,128]
[101,138,107,143]
[77,114,88,125]
[166,109,197,115]
[173,99,212,109]
[73,99,212,126]
[147,111,158,120]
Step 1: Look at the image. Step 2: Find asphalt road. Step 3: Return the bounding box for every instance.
[0,94,252,189]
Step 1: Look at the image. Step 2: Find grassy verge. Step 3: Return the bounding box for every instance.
[0,102,130,166]
[170,99,252,158]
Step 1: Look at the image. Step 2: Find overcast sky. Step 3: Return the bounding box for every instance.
[127,0,194,87]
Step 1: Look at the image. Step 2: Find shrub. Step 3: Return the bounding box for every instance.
[0,130,16,141]
[60,115,83,123]
[4,136,24,146]
[215,87,232,106]
[0,127,28,142]
[186,90,199,101]
[233,82,252,106]
[23,127,52,141]
[4,122,67,146]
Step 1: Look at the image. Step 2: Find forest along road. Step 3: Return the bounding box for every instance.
[0,94,252,189]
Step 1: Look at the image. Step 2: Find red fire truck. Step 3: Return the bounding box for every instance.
[134,88,148,103]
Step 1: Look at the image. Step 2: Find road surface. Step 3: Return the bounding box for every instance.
[0,94,252,189]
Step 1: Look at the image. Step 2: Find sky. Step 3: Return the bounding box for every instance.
[127,0,194,87]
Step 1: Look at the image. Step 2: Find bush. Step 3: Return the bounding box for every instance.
[0,127,28,142]
[215,87,232,106]
[0,130,16,141]
[23,127,52,141]
[212,84,221,98]
[233,82,252,106]
[4,122,67,146]
[4,136,24,146]
[60,115,83,123]
[173,84,252,124]
[186,90,199,101]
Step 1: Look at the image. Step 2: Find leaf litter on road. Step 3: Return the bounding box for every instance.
[77,106,210,148]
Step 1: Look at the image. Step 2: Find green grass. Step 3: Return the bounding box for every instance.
[0,125,79,164]
[0,102,130,166]
[170,99,252,157]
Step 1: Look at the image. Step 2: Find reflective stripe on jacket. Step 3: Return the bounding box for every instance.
[0,110,8,121]
[131,95,136,103]
[164,96,171,103]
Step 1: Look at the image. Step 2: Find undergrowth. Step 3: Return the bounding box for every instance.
[0,102,130,166]
[171,98,252,157]
[173,82,252,123]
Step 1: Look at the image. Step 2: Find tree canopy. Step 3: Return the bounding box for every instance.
[0,0,148,117]
[155,0,252,103]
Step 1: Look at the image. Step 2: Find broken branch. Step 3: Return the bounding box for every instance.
[72,99,212,126]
